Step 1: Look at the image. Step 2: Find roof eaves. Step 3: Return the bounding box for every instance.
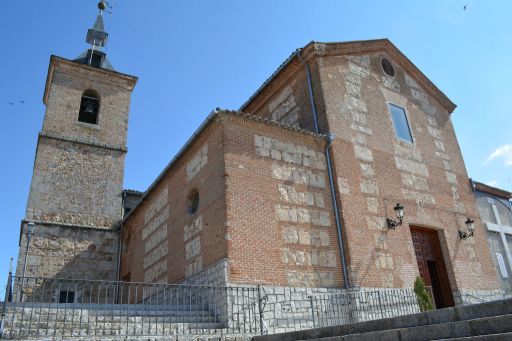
[123,189,143,195]
[226,109,326,138]
[471,179,512,200]
[43,55,137,104]
[239,41,318,112]
[240,39,456,114]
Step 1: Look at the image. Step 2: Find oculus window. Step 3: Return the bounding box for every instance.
[389,104,413,143]
[381,58,395,77]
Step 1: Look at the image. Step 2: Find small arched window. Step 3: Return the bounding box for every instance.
[187,189,199,215]
[78,89,100,124]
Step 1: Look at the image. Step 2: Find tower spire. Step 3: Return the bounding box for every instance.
[74,1,114,70]
[86,1,109,49]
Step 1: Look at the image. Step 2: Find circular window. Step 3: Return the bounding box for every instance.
[187,189,199,214]
[381,58,395,77]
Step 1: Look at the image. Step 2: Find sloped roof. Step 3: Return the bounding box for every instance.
[73,49,115,70]
[241,39,456,114]
[472,179,512,200]
[121,109,326,224]
[92,12,106,33]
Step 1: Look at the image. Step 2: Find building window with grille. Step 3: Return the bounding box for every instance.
[388,103,413,143]
[59,290,75,303]
[78,89,100,125]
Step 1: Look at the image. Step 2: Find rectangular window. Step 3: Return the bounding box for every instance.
[389,104,413,143]
[496,253,509,278]
[59,290,75,303]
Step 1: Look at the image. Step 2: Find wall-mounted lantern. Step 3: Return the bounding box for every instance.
[458,218,475,240]
[387,203,404,229]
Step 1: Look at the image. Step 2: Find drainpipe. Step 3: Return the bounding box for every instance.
[325,133,350,289]
[296,49,320,134]
[115,193,126,283]
[296,48,350,289]
[116,225,122,282]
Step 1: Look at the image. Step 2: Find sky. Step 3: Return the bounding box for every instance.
[0,0,511,284]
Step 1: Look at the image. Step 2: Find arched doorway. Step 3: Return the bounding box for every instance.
[410,226,455,308]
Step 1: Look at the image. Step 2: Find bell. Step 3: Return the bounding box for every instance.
[79,99,99,124]
[83,101,97,115]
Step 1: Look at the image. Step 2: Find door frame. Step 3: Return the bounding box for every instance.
[410,225,455,308]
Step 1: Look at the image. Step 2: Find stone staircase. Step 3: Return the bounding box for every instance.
[0,303,244,340]
[252,298,512,341]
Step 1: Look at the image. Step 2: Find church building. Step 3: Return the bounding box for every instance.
[16,2,502,317]
[471,180,512,292]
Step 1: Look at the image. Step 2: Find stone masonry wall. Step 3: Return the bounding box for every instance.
[26,137,125,228]
[16,59,136,280]
[16,222,118,280]
[120,121,228,284]
[25,60,134,229]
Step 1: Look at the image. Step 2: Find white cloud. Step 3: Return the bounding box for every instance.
[485,144,512,166]
[486,180,498,187]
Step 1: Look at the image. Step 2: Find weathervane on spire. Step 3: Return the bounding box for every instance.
[98,1,107,11]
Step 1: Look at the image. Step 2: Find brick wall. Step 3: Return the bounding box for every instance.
[121,42,499,296]
[242,58,328,133]
[222,115,343,287]
[42,58,135,149]
[120,113,344,288]
[120,120,228,284]
[240,42,500,294]
[316,51,498,292]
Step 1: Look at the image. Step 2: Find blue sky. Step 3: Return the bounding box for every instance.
[1,0,511,281]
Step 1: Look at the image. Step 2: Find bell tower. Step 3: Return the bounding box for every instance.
[16,2,137,280]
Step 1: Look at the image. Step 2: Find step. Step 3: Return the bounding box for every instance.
[437,332,512,340]
[1,328,254,341]
[5,315,220,327]
[6,309,217,318]
[5,321,225,330]
[253,298,512,341]
[2,323,228,339]
[310,314,512,341]
[0,333,255,341]
[5,302,210,312]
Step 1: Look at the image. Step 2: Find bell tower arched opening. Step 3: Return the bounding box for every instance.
[78,89,100,124]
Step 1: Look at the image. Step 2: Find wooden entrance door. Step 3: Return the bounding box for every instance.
[410,227,454,308]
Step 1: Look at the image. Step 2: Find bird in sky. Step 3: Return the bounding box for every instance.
[463,4,468,11]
